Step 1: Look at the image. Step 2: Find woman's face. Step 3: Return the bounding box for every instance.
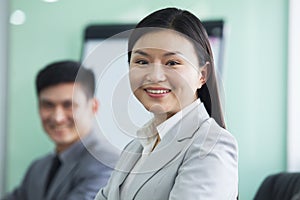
[129,29,207,118]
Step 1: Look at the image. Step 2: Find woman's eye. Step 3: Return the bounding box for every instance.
[135,60,148,65]
[166,60,180,66]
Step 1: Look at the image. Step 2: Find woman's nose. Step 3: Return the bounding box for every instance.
[147,63,166,82]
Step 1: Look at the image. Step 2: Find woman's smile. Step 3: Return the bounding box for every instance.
[144,87,171,98]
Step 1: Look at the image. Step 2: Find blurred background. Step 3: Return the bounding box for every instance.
[1,0,299,199]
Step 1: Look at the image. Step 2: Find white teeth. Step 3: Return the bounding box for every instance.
[146,89,170,94]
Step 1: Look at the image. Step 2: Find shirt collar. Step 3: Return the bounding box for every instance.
[157,99,200,140]
[57,132,93,163]
[136,99,201,149]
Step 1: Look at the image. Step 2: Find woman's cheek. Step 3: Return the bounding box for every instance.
[129,68,144,91]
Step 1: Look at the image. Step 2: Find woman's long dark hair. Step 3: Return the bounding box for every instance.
[128,7,225,129]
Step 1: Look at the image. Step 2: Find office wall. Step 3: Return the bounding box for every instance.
[0,0,9,195]
[7,0,288,199]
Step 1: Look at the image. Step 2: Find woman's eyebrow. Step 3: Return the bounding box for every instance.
[163,51,183,57]
[132,50,150,57]
[133,50,183,57]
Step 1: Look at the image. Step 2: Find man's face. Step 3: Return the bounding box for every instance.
[38,83,98,152]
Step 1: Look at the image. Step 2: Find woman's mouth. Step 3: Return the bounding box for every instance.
[144,88,171,98]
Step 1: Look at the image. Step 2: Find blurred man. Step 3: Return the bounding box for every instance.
[2,60,119,200]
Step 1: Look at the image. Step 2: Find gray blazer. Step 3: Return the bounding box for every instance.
[2,131,119,200]
[95,103,238,200]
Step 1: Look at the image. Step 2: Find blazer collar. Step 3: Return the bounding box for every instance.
[116,103,210,199]
[111,141,143,199]
[138,102,209,171]
[45,132,94,199]
[45,160,78,200]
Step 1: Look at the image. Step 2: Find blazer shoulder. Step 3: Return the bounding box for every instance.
[77,147,114,170]
[171,119,239,200]
[27,153,53,171]
[191,118,238,160]
[123,139,140,151]
[81,135,121,169]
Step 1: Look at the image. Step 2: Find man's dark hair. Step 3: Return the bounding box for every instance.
[36,60,95,98]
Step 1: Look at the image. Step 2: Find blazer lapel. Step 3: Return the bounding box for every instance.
[126,103,210,199]
[45,131,100,199]
[45,161,78,200]
[109,140,143,199]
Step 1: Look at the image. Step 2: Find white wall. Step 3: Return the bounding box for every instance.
[288,0,300,171]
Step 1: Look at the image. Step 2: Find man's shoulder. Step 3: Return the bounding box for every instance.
[23,152,53,176]
[79,132,121,168]
[75,142,119,171]
[30,152,52,164]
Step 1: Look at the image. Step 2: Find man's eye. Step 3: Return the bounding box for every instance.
[63,102,72,109]
[166,60,180,66]
[40,102,54,109]
[135,60,148,65]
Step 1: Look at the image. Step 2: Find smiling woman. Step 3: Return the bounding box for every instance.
[94,7,238,200]
[129,30,207,120]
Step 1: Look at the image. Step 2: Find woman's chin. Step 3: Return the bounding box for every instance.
[146,104,166,114]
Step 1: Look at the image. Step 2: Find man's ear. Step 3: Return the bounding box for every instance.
[199,61,210,87]
[91,98,99,113]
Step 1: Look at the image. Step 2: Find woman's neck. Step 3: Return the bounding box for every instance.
[153,112,175,126]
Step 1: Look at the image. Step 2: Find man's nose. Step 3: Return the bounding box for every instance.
[52,107,67,123]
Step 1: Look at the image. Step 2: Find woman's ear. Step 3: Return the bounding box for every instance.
[199,61,210,87]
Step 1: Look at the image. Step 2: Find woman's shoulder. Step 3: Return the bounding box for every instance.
[191,118,238,159]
